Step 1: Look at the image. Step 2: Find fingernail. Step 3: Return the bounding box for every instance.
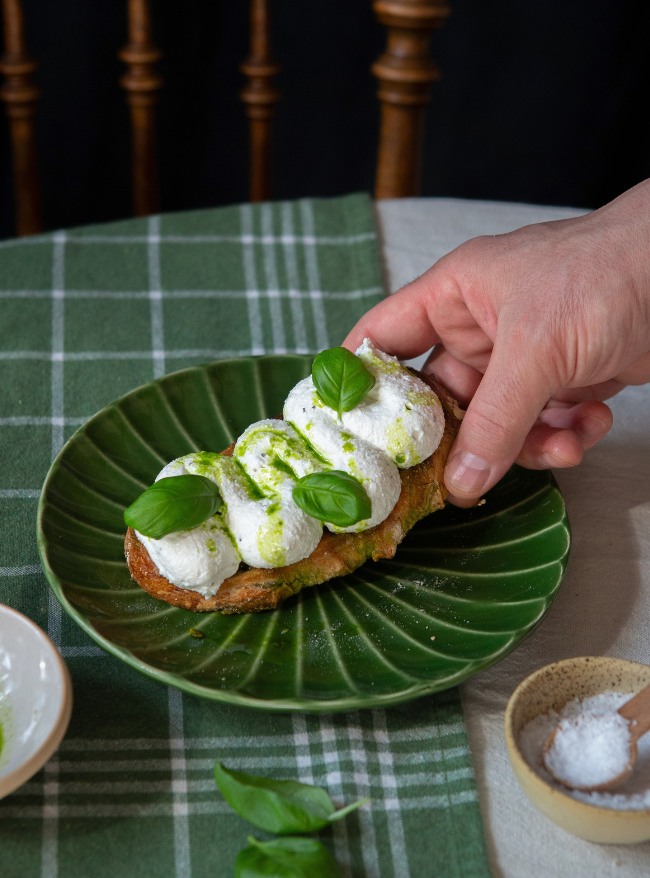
[577,415,608,441]
[445,452,492,495]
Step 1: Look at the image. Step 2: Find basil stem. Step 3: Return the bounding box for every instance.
[312,347,375,419]
[292,471,371,528]
[214,762,369,835]
[123,474,223,539]
[235,836,342,878]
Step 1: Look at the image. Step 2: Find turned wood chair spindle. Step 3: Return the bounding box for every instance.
[0,0,42,236]
[119,0,162,218]
[2,2,450,234]
[372,0,450,199]
[240,0,280,203]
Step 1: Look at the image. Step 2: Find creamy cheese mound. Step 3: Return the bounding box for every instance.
[283,378,402,533]
[136,458,240,598]
[135,339,444,596]
[343,339,445,467]
[136,518,240,599]
[192,421,323,569]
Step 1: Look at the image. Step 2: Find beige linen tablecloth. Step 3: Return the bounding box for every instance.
[376,197,650,878]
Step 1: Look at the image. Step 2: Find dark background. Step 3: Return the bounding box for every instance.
[1,0,650,239]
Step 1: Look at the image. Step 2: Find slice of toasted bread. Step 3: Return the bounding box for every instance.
[124,372,462,614]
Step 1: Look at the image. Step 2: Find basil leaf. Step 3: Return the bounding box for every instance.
[292,471,371,528]
[312,347,375,418]
[214,762,368,834]
[123,474,223,539]
[235,837,341,878]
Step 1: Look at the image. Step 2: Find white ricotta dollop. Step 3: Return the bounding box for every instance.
[138,455,240,596]
[233,420,324,566]
[181,452,278,569]
[178,428,323,570]
[283,378,402,533]
[155,457,190,481]
[136,516,240,599]
[341,339,444,468]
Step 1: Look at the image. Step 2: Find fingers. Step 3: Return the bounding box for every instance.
[448,427,584,508]
[515,401,612,468]
[444,334,556,502]
[343,281,441,359]
[517,426,584,470]
[423,346,483,407]
[536,400,613,449]
[446,401,613,506]
[549,379,626,404]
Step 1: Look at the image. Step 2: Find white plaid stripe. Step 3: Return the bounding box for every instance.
[0,232,376,249]
[48,234,65,673]
[372,709,412,878]
[0,417,87,426]
[41,234,65,878]
[55,725,468,750]
[281,201,308,353]
[50,232,65,462]
[50,749,472,773]
[169,688,192,878]
[319,716,352,878]
[240,203,265,356]
[148,215,165,379]
[299,199,329,350]
[292,713,315,785]
[347,713,381,878]
[2,794,478,821]
[46,591,62,647]
[0,287,382,301]
[18,767,474,789]
[41,758,58,878]
[261,202,287,353]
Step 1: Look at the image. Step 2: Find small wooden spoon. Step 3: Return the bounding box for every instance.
[543,681,650,792]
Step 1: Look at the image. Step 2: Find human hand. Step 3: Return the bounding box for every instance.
[345,180,650,505]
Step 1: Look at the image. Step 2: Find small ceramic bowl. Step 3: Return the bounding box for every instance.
[505,656,650,844]
[0,604,73,800]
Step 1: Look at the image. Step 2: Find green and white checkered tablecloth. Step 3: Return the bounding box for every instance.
[0,193,490,878]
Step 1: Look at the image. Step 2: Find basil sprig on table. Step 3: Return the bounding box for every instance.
[312,346,375,419]
[123,474,223,539]
[214,762,368,834]
[235,836,341,878]
[292,471,371,528]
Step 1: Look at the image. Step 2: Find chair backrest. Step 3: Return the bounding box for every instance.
[0,0,449,237]
[0,0,41,235]
[119,0,163,219]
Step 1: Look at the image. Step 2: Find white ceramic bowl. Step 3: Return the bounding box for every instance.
[0,604,73,799]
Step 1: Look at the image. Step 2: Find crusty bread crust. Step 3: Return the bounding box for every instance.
[124,372,462,614]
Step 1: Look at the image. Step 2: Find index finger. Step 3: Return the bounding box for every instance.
[343,281,441,358]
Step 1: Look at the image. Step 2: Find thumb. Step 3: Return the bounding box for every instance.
[444,337,556,500]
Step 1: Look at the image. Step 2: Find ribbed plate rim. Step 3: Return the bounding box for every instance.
[36,356,570,713]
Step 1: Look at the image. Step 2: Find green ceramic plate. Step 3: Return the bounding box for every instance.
[37,356,570,713]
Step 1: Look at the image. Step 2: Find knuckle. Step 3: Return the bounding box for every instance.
[465,397,514,456]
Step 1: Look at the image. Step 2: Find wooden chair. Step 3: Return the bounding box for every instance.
[0,0,449,237]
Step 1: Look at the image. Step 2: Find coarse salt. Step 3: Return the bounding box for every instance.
[543,711,631,788]
[519,691,650,810]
